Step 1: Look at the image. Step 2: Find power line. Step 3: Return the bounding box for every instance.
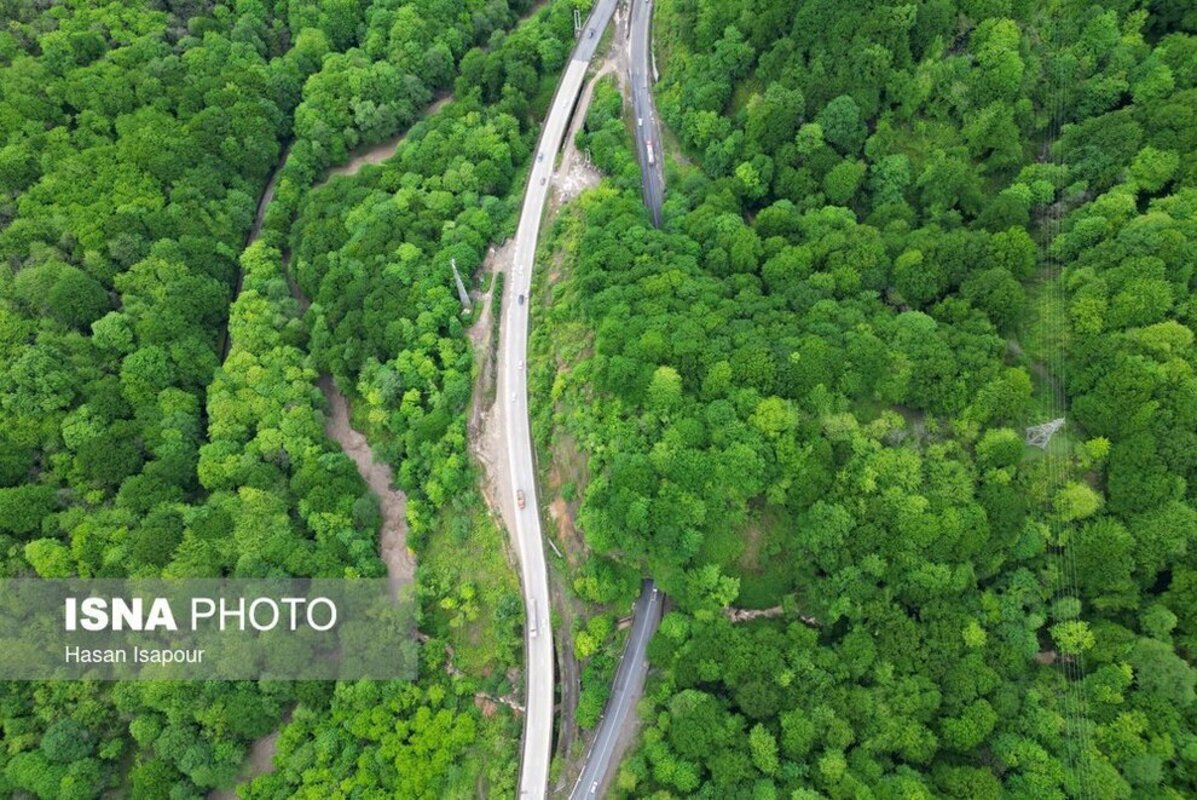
[1038,10,1094,797]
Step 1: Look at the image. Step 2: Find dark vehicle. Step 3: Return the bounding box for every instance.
[518,293,525,305]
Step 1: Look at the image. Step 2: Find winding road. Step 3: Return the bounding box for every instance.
[629,0,664,226]
[570,581,663,799]
[504,1,618,796]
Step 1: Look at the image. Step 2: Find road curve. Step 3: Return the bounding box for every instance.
[505,2,618,797]
[629,0,665,226]
[570,581,663,799]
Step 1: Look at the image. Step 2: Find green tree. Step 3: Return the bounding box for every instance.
[748,723,780,776]
[0,484,56,536]
[1129,146,1179,193]
[823,159,866,204]
[816,95,865,154]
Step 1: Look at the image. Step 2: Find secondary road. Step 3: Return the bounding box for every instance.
[565,2,669,796]
[503,1,617,797]
[570,581,663,799]
[629,0,665,226]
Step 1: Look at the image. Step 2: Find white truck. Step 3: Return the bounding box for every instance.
[646,139,655,166]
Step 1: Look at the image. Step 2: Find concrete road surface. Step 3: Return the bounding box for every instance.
[630,0,665,226]
[504,1,618,797]
[569,581,664,799]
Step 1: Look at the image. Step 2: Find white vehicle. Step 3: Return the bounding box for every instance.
[529,606,539,638]
[646,140,655,165]
[638,117,643,127]
[590,781,598,795]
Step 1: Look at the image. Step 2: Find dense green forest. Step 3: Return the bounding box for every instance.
[241,4,588,796]
[0,0,578,796]
[530,0,1197,797]
[4,0,1197,796]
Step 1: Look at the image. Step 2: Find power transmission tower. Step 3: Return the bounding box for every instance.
[1026,418,1065,448]
[450,258,471,313]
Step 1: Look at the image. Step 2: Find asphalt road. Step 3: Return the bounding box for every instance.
[629,0,665,226]
[570,581,663,799]
[503,2,618,797]
[565,3,669,796]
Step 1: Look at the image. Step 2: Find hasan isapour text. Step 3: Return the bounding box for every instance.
[64,646,204,664]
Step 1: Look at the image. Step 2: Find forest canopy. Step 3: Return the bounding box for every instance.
[526,0,1197,797]
[2,0,1197,797]
[0,0,570,796]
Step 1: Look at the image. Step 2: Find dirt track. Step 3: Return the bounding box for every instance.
[308,114,419,595]
[319,95,452,186]
[208,117,418,800]
[320,374,415,592]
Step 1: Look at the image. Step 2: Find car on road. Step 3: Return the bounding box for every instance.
[590,781,598,795]
[537,152,543,162]
[517,489,526,509]
[518,293,525,304]
[529,607,538,637]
